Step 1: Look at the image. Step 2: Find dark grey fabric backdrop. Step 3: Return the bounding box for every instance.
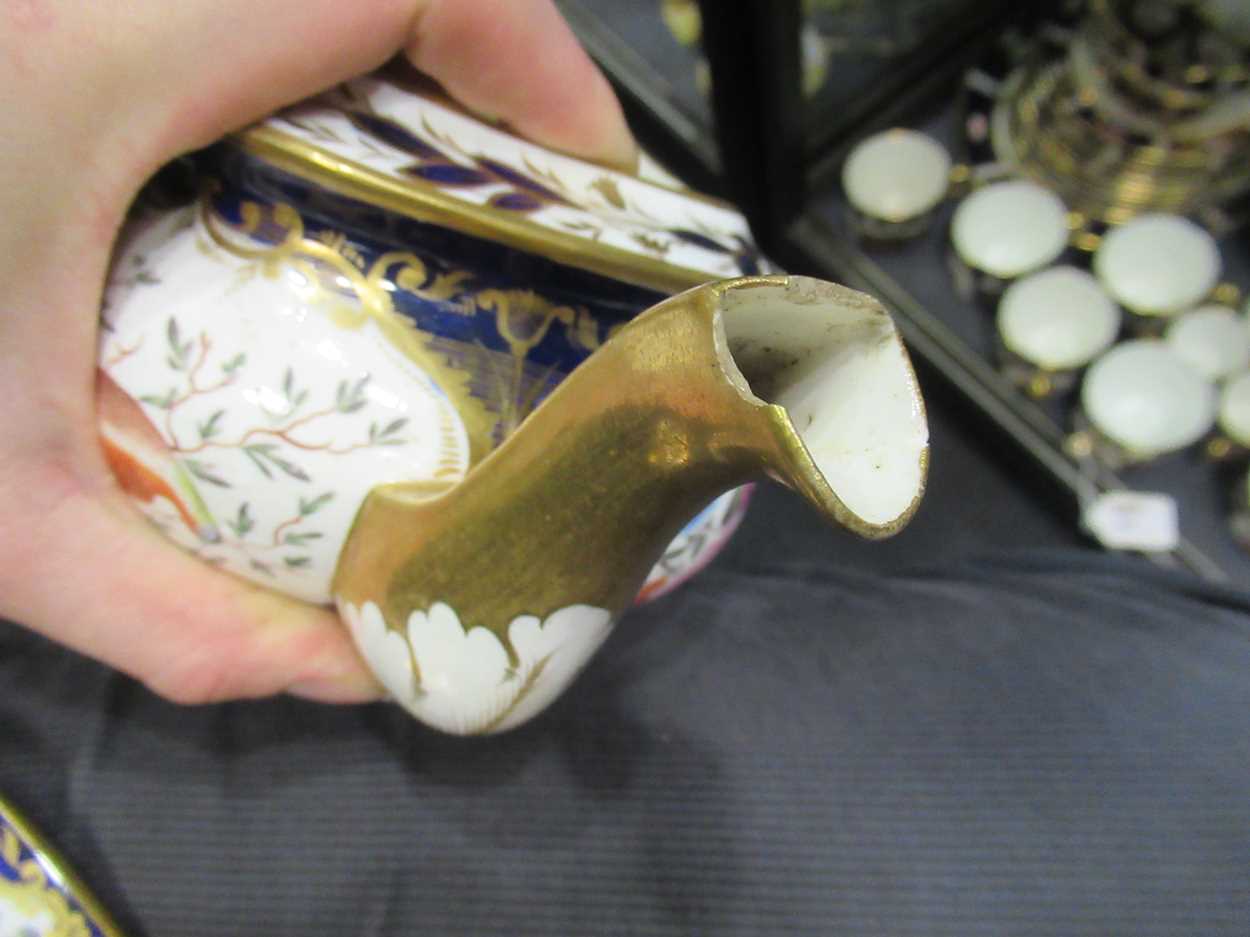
[3,402,1249,936]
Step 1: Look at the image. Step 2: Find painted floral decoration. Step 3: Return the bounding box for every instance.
[340,599,613,735]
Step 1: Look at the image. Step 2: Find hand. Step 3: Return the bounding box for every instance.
[0,0,637,704]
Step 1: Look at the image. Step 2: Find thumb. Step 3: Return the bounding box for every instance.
[108,0,639,192]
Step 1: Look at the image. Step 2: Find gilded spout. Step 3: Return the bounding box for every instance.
[332,275,929,735]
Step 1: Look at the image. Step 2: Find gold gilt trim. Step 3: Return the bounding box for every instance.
[236,126,723,295]
[0,795,129,937]
[333,275,929,651]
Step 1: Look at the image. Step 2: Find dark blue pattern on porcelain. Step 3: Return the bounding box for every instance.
[209,150,671,430]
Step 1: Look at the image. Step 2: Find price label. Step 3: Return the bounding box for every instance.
[1082,491,1180,553]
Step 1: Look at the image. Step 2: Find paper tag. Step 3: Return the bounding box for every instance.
[1082,491,1180,553]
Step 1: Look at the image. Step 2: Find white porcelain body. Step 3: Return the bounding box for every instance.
[101,207,470,604]
[950,180,1069,279]
[997,265,1120,369]
[1081,340,1216,459]
[1093,213,1222,318]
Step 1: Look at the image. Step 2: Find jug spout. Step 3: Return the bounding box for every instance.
[333,275,928,734]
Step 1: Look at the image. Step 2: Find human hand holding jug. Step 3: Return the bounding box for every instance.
[3,1,928,731]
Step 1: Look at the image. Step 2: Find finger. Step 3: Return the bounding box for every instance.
[406,0,638,171]
[0,463,382,705]
[56,0,636,192]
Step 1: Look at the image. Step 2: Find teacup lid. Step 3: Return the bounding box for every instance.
[842,129,951,222]
[236,71,765,294]
[1219,371,1250,445]
[1093,214,1222,317]
[1164,304,1250,381]
[950,180,1069,278]
[1081,340,1216,457]
[997,266,1120,369]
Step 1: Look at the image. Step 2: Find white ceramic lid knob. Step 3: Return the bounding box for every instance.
[1165,304,1250,381]
[842,129,952,222]
[951,180,1069,278]
[1082,340,1216,458]
[1218,371,1250,446]
[997,265,1121,369]
[1093,213,1222,317]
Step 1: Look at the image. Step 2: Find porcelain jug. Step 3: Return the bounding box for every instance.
[98,69,929,734]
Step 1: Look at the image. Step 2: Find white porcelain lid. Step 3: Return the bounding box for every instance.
[1082,340,1216,457]
[950,180,1069,278]
[239,72,763,293]
[1093,214,1221,316]
[997,266,1120,369]
[841,129,951,222]
[1218,371,1250,445]
[1165,304,1250,381]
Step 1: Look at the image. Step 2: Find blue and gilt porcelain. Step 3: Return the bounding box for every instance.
[99,68,766,606]
[97,68,930,734]
[0,798,124,937]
